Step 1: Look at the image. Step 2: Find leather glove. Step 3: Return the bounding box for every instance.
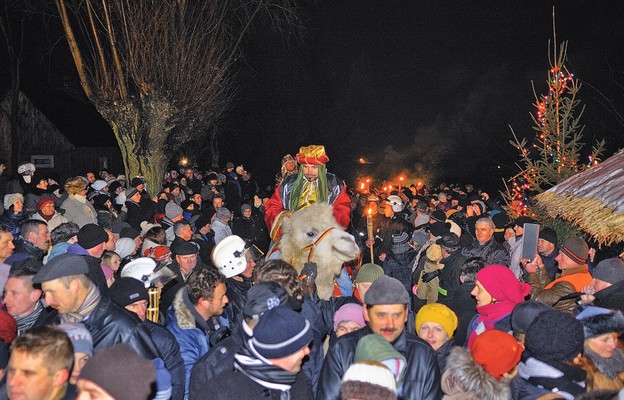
[299,262,318,282]
[421,269,440,283]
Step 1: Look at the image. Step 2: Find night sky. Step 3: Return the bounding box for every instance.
[3,0,624,191]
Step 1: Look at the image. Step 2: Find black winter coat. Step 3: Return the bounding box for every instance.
[461,237,510,266]
[204,367,312,400]
[146,320,186,400]
[188,322,248,400]
[83,296,161,360]
[316,326,442,400]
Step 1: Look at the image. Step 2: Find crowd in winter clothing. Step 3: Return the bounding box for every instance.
[1,151,624,400]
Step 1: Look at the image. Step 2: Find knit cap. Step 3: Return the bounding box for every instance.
[355,334,406,384]
[340,361,397,400]
[592,257,624,284]
[524,310,584,362]
[471,330,523,380]
[57,323,93,356]
[560,237,589,265]
[242,282,289,320]
[576,306,624,338]
[354,263,384,284]
[511,300,553,335]
[165,202,183,219]
[115,237,136,259]
[215,207,232,220]
[364,276,409,305]
[415,303,458,339]
[476,265,530,304]
[37,196,55,211]
[251,306,312,359]
[538,228,558,246]
[77,224,108,250]
[333,303,366,331]
[3,193,23,210]
[109,277,149,308]
[91,180,107,191]
[79,344,156,400]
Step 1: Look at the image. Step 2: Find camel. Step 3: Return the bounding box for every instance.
[280,202,360,299]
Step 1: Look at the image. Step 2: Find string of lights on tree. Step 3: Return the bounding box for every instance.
[505,41,605,217]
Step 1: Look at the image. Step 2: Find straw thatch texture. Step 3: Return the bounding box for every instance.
[536,148,624,245]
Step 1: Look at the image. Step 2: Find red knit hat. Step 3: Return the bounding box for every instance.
[37,196,55,211]
[0,309,17,344]
[476,264,530,304]
[471,329,523,380]
[296,145,329,165]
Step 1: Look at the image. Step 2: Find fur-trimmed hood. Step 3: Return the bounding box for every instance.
[171,288,199,329]
[441,346,510,400]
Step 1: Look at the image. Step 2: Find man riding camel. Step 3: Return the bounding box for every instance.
[264,145,351,242]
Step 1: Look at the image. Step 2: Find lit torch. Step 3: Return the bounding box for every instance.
[399,176,404,193]
[367,208,374,262]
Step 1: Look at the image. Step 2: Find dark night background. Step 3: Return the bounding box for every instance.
[2,0,624,191]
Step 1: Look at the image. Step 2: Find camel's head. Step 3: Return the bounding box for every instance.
[282,203,359,263]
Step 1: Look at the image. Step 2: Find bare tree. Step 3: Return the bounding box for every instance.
[55,0,300,191]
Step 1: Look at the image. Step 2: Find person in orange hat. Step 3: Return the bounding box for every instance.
[441,329,522,399]
[264,145,351,241]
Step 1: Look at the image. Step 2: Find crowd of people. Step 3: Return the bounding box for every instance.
[0,144,623,400]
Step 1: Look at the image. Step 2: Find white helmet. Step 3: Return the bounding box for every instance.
[212,235,249,278]
[121,257,162,288]
[386,195,404,212]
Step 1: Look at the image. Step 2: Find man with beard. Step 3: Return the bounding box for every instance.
[264,145,351,242]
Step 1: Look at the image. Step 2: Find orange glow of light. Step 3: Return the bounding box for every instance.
[367,208,372,216]
[360,183,365,190]
[399,176,404,182]
[366,178,371,183]
[359,158,366,164]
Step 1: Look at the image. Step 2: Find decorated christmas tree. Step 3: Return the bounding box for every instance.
[505,39,605,217]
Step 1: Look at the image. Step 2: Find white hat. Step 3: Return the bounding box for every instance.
[340,362,397,400]
[92,180,108,191]
[120,257,161,288]
[386,195,404,213]
[212,235,248,278]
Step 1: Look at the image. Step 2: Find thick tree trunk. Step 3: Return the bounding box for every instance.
[99,93,173,195]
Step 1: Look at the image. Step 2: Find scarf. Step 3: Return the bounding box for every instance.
[288,165,328,211]
[234,339,298,400]
[467,301,515,347]
[60,282,101,324]
[525,355,586,397]
[584,346,624,379]
[37,211,54,222]
[15,300,44,335]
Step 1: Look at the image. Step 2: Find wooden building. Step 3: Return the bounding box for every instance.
[0,89,123,179]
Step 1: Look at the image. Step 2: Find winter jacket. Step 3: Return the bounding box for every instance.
[125,200,152,231]
[231,214,268,252]
[383,247,417,295]
[166,288,228,399]
[592,280,624,314]
[146,320,186,400]
[83,295,161,359]
[60,195,97,228]
[203,366,312,400]
[188,322,250,400]
[212,218,232,244]
[316,326,442,400]
[0,209,29,239]
[31,211,68,233]
[528,265,592,314]
[511,356,585,400]
[12,237,45,262]
[438,283,476,347]
[461,237,510,267]
[441,346,510,400]
[225,276,252,326]
[574,348,624,391]
[438,250,467,301]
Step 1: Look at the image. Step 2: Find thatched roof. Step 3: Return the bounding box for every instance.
[536,148,624,245]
